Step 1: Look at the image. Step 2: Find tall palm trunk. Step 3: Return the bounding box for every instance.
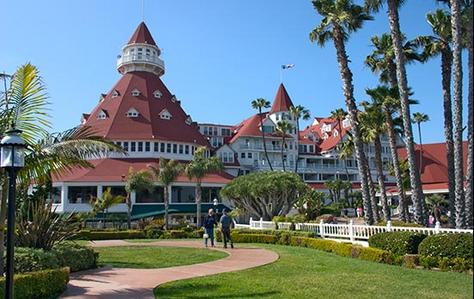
[366,159,381,223]
[259,109,273,171]
[417,122,423,172]
[294,121,300,173]
[332,25,373,224]
[196,182,202,227]
[281,136,286,171]
[126,193,132,229]
[386,62,408,221]
[440,48,456,227]
[164,185,170,230]
[450,0,465,228]
[387,0,425,225]
[384,108,408,221]
[465,13,473,229]
[374,135,390,221]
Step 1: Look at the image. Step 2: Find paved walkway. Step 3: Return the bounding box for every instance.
[60,240,279,299]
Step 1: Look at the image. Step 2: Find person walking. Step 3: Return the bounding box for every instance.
[203,209,217,247]
[219,209,234,249]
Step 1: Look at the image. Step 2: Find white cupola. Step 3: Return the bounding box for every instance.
[117,22,165,77]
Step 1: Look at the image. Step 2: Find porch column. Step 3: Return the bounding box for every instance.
[97,185,103,199]
[61,185,69,212]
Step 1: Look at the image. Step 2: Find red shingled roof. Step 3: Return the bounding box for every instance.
[82,71,208,145]
[128,22,157,46]
[301,117,350,152]
[270,83,294,113]
[397,141,468,185]
[54,158,234,184]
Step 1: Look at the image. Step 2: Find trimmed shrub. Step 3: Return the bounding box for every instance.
[418,233,473,260]
[355,246,395,264]
[369,231,427,256]
[53,242,97,272]
[232,233,278,244]
[403,254,420,269]
[0,267,69,299]
[75,230,146,240]
[376,220,424,228]
[14,247,59,273]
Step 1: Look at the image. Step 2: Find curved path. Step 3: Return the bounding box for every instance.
[60,240,279,299]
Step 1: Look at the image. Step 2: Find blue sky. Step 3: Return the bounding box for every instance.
[1,0,469,143]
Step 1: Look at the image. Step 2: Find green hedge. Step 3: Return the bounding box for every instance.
[369,231,427,256]
[75,230,146,240]
[0,267,69,299]
[14,248,60,273]
[53,242,98,272]
[418,234,473,272]
[216,229,314,243]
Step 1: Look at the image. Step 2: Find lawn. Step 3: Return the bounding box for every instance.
[154,244,473,299]
[95,246,228,269]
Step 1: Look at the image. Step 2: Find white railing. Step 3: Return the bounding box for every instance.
[242,218,473,242]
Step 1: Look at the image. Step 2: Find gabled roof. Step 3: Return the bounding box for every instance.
[82,71,208,145]
[303,116,351,152]
[127,22,157,46]
[270,83,294,113]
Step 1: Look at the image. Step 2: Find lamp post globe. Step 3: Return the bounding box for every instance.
[213,198,218,214]
[1,128,25,299]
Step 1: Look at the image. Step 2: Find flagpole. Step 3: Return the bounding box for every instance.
[280,67,283,83]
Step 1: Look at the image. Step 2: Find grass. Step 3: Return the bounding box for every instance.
[95,246,228,269]
[154,244,473,299]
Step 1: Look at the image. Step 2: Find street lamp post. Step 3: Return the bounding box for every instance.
[213,198,218,214]
[1,128,26,299]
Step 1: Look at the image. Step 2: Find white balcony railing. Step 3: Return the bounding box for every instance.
[117,54,164,70]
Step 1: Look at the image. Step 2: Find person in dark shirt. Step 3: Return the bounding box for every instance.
[203,209,217,247]
[219,209,234,249]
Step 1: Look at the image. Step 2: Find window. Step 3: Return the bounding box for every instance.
[173,144,177,154]
[342,119,351,128]
[185,116,192,125]
[262,126,273,133]
[309,145,314,153]
[123,142,129,151]
[131,142,136,152]
[115,141,122,147]
[154,142,159,152]
[131,88,141,96]
[213,127,218,136]
[221,128,231,136]
[47,187,62,204]
[153,90,162,99]
[171,95,177,102]
[179,144,183,154]
[241,152,245,159]
[103,186,127,202]
[167,143,171,153]
[112,90,120,98]
[136,186,164,203]
[159,109,172,120]
[171,186,195,203]
[203,127,209,135]
[185,145,189,155]
[127,108,139,118]
[68,186,97,204]
[191,146,195,155]
[160,143,165,152]
[247,152,252,159]
[97,110,107,120]
[145,142,150,152]
[137,142,143,152]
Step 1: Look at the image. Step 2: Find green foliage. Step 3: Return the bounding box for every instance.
[324,180,351,205]
[418,233,473,260]
[16,199,80,250]
[232,234,278,244]
[0,267,69,299]
[294,190,324,221]
[90,187,125,216]
[185,147,223,183]
[52,242,97,272]
[419,256,473,272]
[74,230,146,240]
[376,220,424,227]
[221,171,311,220]
[13,247,60,273]
[355,246,396,264]
[369,231,427,256]
[402,254,420,269]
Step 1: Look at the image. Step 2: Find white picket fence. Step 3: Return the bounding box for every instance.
[235,218,473,242]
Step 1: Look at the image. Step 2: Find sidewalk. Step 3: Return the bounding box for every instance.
[60,240,279,299]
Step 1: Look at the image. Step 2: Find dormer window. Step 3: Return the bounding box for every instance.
[159,109,172,120]
[99,94,106,102]
[342,119,351,128]
[127,108,139,118]
[97,110,108,120]
[185,116,192,125]
[321,123,332,133]
[333,130,339,137]
[131,88,141,96]
[322,132,329,140]
[171,95,177,103]
[153,90,162,99]
[112,90,120,98]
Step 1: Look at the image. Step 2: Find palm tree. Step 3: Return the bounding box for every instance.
[290,105,311,172]
[90,187,125,228]
[414,9,456,225]
[331,108,351,181]
[360,102,390,221]
[251,98,273,171]
[412,112,430,173]
[185,147,223,227]
[310,0,374,224]
[426,194,448,223]
[124,168,154,229]
[276,120,293,171]
[365,0,426,225]
[464,1,473,228]
[148,159,183,230]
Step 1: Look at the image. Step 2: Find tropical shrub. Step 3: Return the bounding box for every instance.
[13,247,60,273]
[53,242,97,272]
[418,234,473,271]
[0,268,69,299]
[369,231,427,256]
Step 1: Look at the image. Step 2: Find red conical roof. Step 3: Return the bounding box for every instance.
[82,71,208,146]
[128,22,157,46]
[270,83,294,113]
